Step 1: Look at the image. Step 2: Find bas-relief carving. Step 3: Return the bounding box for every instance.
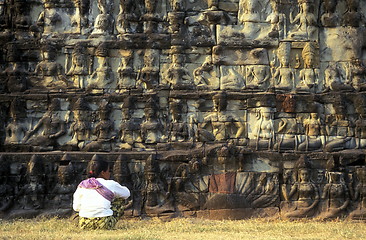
[23,99,66,151]
[2,0,366,220]
[287,0,318,41]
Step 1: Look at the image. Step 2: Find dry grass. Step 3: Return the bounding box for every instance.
[0,217,365,240]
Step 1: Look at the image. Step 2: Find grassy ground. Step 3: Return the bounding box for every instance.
[0,217,365,240]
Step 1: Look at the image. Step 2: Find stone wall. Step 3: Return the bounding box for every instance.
[0,0,366,220]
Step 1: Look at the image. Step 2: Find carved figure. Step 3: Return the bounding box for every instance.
[116,0,142,34]
[266,0,285,38]
[67,44,89,89]
[71,0,91,28]
[4,45,27,92]
[168,101,188,142]
[320,167,350,219]
[51,156,77,211]
[199,92,242,142]
[65,98,92,150]
[251,173,279,208]
[321,0,339,27]
[88,43,113,90]
[347,58,366,92]
[23,99,66,151]
[165,46,193,90]
[288,0,317,40]
[325,113,355,152]
[284,156,319,218]
[272,42,295,92]
[137,49,160,90]
[323,62,353,92]
[91,0,114,36]
[297,42,319,93]
[5,100,27,145]
[349,167,366,219]
[84,100,115,151]
[221,67,245,90]
[250,107,275,150]
[246,65,271,91]
[141,98,164,144]
[298,112,324,151]
[342,0,363,27]
[274,113,301,151]
[18,155,45,210]
[355,114,366,148]
[117,51,136,89]
[194,56,218,90]
[35,44,70,90]
[238,0,262,37]
[119,97,141,149]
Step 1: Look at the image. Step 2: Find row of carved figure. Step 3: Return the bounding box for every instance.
[0,153,365,220]
[1,0,364,40]
[2,41,366,93]
[4,93,366,152]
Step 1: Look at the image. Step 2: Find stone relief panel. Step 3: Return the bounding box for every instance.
[1,0,366,220]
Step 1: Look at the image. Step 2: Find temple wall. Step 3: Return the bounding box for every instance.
[0,0,366,219]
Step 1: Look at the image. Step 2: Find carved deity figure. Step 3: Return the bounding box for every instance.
[194,56,218,90]
[5,101,27,145]
[321,0,339,27]
[246,65,271,91]
[23,99,66,151]
[36,6,62,35]
[67,44,89,89]
[272,42,295,92]
[349,167,366,219]
[283,156,319,218]
[71,0,91,29]
[323,62,353,92]
[342,0,363,27]
[347,58,366,92]
[13,1,32,34]
[288,0,317,40]
[119,97,141,149]
[142,155,172,214]
[325,113,355,152]
[250,107,275,150]
[137,49,160,90]
[141,99,164,144]
[320,171,350,219]
[297,42,319,93]
[238,0,262,37]
[274,113,301,151]
[4,46,27,92]
[84,100,115,151]
[91,0,115,36]
[65,98,91,150]
[117,51,136,89]
[116,0,142,34]
[35,45,70,90]
[168,101,188,142]
[355,114,366,149]
[51,158,77,211]
[88,43,113,90]
[298,112,324,151]
[199,92,242,142]
[18,155,45,210]
[166,54,193,90]
[266,0,285,38]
